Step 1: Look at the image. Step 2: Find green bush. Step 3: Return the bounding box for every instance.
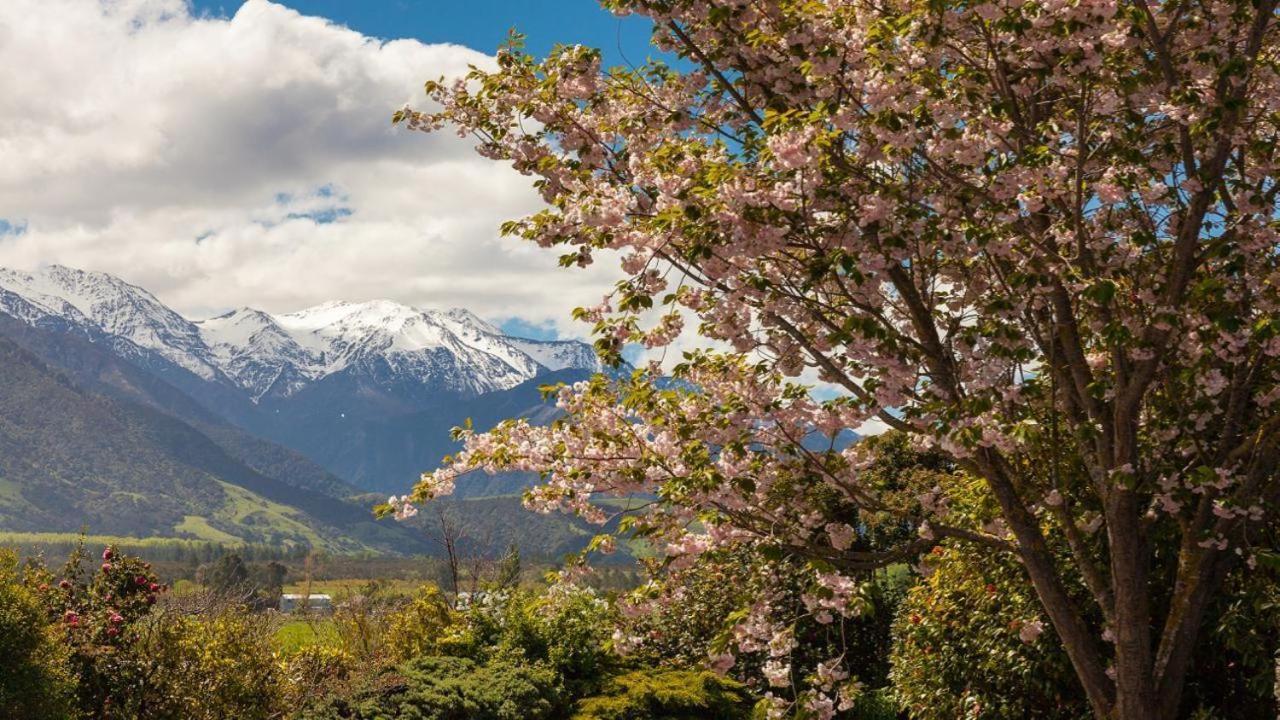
[0,549,75,720]
[439,586,617,695]
[302,655,562,720]
[570,668,754,720]
[384,584,453,662]
[889,544,1088,720]
[281,643,355,708]
[173,610,282,719]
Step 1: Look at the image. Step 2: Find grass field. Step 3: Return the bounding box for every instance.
[274,619,341,653]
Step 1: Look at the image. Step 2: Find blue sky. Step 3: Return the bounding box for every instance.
[1,0,658,346]
[189,0,660,65]
[186,0,662,343]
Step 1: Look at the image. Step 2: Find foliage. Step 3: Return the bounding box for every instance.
[385,584,454,661]
[302,655,563,720]
[570,668,755,720]
[19,542,290,719]
[280,642,356,709]
[618,547,908,705]
[1182,569,1280,717]
[171,610,282,719]
[0,549,75,720]
[401,0,1280,716]
[890,531,1280,719]
[439,584,618,695]
[29,543,166,717]
[890,544,1089,720]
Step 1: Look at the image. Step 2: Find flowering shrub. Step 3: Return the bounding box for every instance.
[26,543,166,718]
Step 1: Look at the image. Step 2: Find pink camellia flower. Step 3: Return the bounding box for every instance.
[101,562,113,573]
[109,613,124,625]
[135,575,148,586]
[102,548,114,561]
[106,627,119,637]
[149,583,160,592]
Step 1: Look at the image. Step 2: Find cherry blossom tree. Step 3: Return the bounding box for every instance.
[396,0,1280,717]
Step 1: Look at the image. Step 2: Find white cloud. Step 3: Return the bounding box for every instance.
[0,0,620,334]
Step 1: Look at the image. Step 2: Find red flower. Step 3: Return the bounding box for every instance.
[59,579,71,590]
[102,548,114,561]
[149,583,160,592]
[101,562,113,573]
[136,575,148,586]
[106,627,119,637]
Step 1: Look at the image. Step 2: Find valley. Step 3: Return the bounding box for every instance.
[0,265,609,557]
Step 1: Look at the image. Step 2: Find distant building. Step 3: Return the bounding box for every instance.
[279,593,333,614]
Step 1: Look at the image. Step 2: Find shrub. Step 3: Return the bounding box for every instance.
[25,543,282,719]
[31,543,167,718]
[889,544,1088,720]
[301,655,563,720]
[570,668,754,720]
[175,609,282,719]
[384,584,453,662]
[281,643,355,709]
[0,549,75,720]
[439,585,617,695]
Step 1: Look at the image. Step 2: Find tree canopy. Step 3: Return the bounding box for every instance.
[400,1,1280,717]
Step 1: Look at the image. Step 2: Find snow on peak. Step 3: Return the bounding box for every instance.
[0,265,220,379]
[444,307,503,336]
[0,265,603,400]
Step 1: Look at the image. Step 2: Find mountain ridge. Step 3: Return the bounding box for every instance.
[0,265,602,405]
[0,264,605,494]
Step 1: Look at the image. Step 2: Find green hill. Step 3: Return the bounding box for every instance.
[0,334,425,554]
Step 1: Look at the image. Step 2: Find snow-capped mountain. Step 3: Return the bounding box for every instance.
[0,264,604,492]
[0,265,223,379]
[0,265,602,402]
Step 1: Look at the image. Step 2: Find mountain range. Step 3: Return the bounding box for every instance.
[0,265,605,553]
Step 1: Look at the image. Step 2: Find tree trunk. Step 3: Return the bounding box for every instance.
[1108,489,1157,719]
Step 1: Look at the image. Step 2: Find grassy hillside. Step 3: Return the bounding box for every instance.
[0,335,426,554]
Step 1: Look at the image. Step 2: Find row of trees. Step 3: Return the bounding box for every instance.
[399,0,1280,717]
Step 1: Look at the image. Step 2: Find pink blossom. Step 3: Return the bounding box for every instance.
[1019,619,1045,643]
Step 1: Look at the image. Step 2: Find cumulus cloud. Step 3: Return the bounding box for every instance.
[0,0,620,332]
